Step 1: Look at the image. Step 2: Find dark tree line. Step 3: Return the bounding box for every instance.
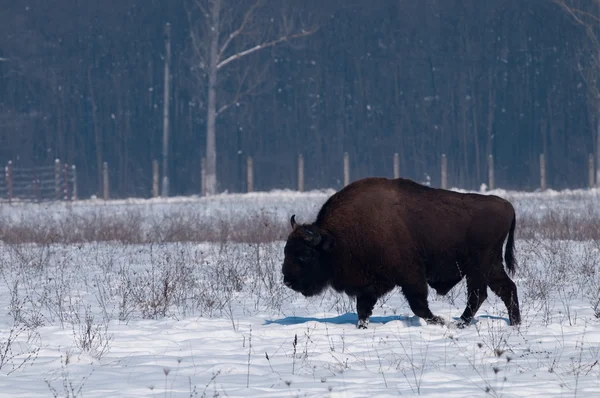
[0,0,597,198]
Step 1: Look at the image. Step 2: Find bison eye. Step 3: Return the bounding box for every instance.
[297,256,309,265]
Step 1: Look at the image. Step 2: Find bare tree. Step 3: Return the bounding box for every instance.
[553,0,600,185]
[162,22,172,197]
[187,0,318,195]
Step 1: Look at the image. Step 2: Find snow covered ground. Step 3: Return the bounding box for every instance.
[0,187,599,397]
[2,185,599,227]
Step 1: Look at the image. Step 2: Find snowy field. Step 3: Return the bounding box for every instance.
[0,186,600,397]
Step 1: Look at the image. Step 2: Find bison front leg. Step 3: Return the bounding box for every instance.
[356,293,378,329]
[458,277,488,328]
[401,284,445,325]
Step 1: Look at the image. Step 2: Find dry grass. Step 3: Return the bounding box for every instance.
[517,209,600,242]
[0,210,289,245]
[1,204,600,245]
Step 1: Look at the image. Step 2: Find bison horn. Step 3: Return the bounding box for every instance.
[290,214,298,229]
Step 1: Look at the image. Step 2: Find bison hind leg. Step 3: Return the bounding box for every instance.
[488,264,521,326]
[401,283,445,326]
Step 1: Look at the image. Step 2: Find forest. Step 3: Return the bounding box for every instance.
[0,0,598,198]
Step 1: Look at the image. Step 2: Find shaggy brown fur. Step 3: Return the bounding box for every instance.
[282,177,520,329]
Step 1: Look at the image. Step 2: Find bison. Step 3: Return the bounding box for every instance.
[281,177,521,329]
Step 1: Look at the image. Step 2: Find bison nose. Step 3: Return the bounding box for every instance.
[283,277,293,288]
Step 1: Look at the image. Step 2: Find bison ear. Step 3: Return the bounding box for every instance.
[290,214,298,229]
[302,226,322,246]
[306,227,335,251]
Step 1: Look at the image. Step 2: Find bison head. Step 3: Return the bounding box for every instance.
[282,215,334,297]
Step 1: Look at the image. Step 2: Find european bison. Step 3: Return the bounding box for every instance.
[282,177,521,329]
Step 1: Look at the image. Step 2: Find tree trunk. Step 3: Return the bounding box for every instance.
[486,69,495,158]
[162,22,171,197]
[205,0,221,196]
[596,112,600,186]
[88,66,103,195]
[473,100,480,185]
[113,75,125,195]
[597,43,600,186]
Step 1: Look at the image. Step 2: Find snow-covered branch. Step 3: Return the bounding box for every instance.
[217,1,260,63]
[217,27,318,70]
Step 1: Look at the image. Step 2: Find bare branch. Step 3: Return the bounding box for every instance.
[189,30,204,60]
[217,27,318,70]
[185,3,207,68]
[217,68,250,115]
[553,0,600,23]
[553,0,586,25]
[579,64,600,98]
[216,103,232,115]
[216,62,271,116]
[194,0,210,20]
[553,0,600,49]
[218,1,261,63]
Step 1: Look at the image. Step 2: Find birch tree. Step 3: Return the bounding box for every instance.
[187,0,317,195]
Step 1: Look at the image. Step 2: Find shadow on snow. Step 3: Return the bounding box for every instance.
[264,312,419,327]
[264,312,511,327]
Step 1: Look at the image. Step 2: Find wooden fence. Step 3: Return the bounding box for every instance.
[0,159,77,203]
[1,153,597,202]
[201,152,595,196]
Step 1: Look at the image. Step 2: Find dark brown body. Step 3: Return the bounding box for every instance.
[282,177,521,328]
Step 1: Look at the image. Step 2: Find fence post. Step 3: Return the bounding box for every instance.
[488,154,495,191]
[201,157,206,197]
[103,161,109,200]
[393,153,400,179]
[589,153,595,189]
[298,154,304,192]
[55,159,61,200]
[441,154,448,189]
[33,176,40,202]
[343,152,350,187]
[63,163,69,201]
[161,175,169,198]
[71,165,78,201]
[540,153,546,191]
[6,161,12,203]
[247,156,254,193]
[152,160,159,198]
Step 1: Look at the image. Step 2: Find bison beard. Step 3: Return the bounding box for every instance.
[281,177,521,329]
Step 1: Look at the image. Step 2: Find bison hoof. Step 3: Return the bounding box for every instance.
[455,318,472,329]
[425,316,446,326]
[357,319,369,329]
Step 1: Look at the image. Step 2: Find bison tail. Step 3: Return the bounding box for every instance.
[504,213,517,276]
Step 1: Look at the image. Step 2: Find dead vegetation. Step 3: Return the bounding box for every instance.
[0,209,288,245]
[1,202,600,245]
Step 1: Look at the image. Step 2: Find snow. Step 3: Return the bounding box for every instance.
[0,187,599,397]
